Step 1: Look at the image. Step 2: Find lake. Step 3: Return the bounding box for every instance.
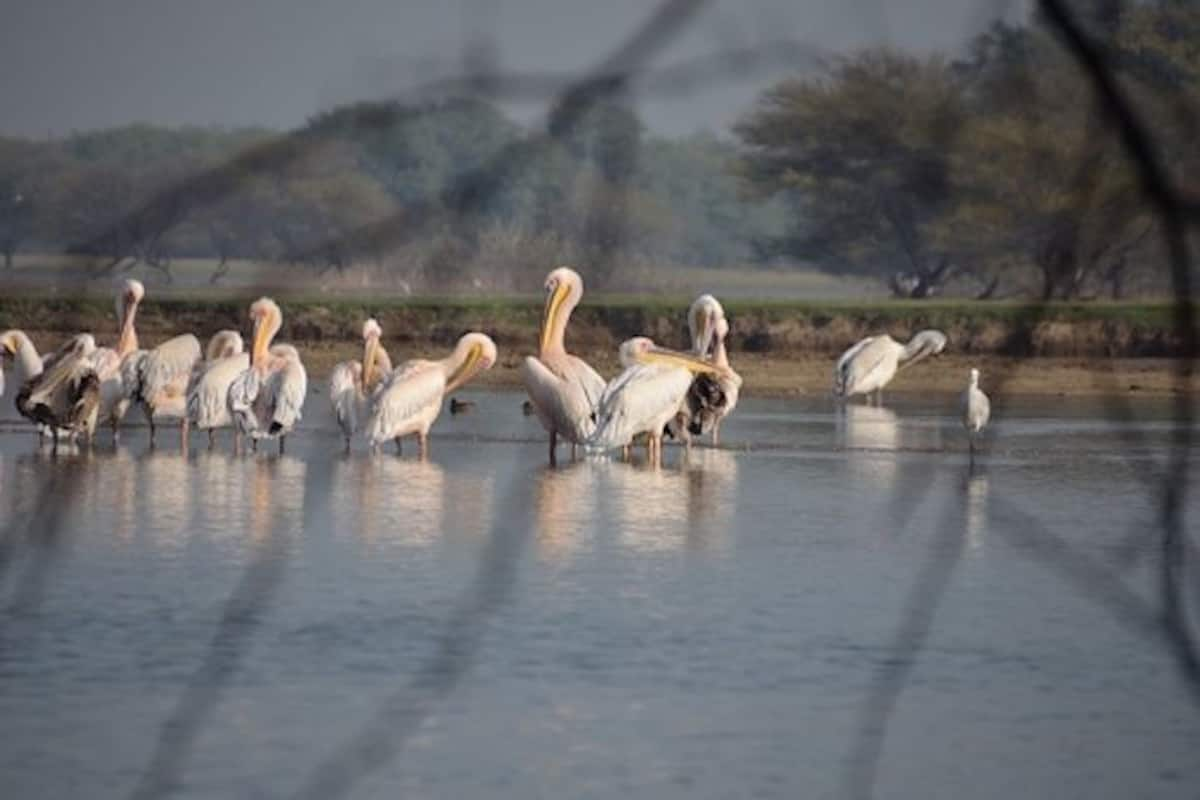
[0,388,1198,799]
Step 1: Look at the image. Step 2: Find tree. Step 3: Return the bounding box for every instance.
[736,50,969,296]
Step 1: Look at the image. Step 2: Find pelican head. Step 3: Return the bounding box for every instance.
[620,336,718,375]
[0,330,19,362]
[688,294,724,357]
[118,279,144,315]
[539,266,584,354]
[445,332,497,393]
[249,297,283,367]
[362,317,384,386]
[205,330,245,361]
[969,367,980,386]
[900,329,948,368]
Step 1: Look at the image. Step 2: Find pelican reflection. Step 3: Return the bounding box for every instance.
[533,461,601,562]
[680,447,739,552]
[964,468,989,553]
[599,460,694,553]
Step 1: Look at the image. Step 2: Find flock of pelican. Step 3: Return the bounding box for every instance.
[0,267,991,460]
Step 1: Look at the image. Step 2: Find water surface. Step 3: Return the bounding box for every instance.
[0,390,1197,799]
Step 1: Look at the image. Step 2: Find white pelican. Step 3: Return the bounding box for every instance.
[127,329,202,446]
[833,329,947,403]
[185,330,246,448]
[587,337,720,464]
[87,279,145,439]
[228,298,308,454]
[1,330,45,398]
[961,367,991,461]
[521,266,606,463]
[365,332,496,456]
[329,318,393,450]
[15,334,102,444]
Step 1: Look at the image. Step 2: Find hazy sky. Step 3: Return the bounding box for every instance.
[0,0,1023,138]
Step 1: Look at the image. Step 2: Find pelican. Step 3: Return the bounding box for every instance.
[365,332,496,456]
[228,298,308,454]
[127,328,202,446]
[15,334,102,444]
[521,266,606,463]
[678,311,742,445]
[961,367,991,461]
[328,318,392,450]
[1,330,45,398]
[87,279,145,439]
[186,330,247,448]
[587,337,720,464]
[833,329,947,403]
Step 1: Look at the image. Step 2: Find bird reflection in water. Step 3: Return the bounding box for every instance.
[346,457,448,546]
[963,467,989,553]
[837,404,901,491]
[533,461,600,562]
[680,447,739,552]
[599,459,695,554]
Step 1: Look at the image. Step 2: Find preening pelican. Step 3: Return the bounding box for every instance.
[588,337,719,464]
[186,330,246,448]
[228,298,308,454]
[15,334,102,444]
[961,367,991,461]
[89,279,145,438]
[127,330,202,445]
[1,330,45,398]
[329,318,393,450]
[521,266,606,463]
[365,332,496,456]
[679,313,742,445]
[833,329,947,402]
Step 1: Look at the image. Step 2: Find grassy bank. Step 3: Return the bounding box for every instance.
[0,294,1185,359]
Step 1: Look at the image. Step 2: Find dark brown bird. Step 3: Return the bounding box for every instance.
[449,397,476,415]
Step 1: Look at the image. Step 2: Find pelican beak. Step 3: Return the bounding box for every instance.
[539,281,568,354]
[638,345,719,375]
[363,335,380,388]
[251,312,270,367]
[446,344,484,393]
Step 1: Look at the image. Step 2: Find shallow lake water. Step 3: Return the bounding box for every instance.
[0,388,1198,799]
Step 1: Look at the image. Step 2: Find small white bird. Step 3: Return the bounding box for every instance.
[961,367,991,461]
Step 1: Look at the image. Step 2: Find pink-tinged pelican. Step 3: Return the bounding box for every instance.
[365,332,496,456]
[227,298,308,454]
[15,334,103,444]
[329,318,393,450]
[185,330,246,448]
[587,337,720,465]
[833,329,947,403]
[127,329,202,446]
[521,267,606,463]
[85,279,145,439]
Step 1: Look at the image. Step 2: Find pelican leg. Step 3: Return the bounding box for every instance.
[251,438,258,453]
[548,431,557,466]
[207,428,215,449]
[149,419,157,447]
[621,445,630,461]
[418,432,428,459]
[278,435,285,456]
[181,417,190,450]
[394,436,403,455]
[711,421,720,447]
[110,417,120,443]
[571,443,577,461]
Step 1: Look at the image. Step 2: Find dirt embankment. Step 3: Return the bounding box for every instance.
[1,296,1192,396]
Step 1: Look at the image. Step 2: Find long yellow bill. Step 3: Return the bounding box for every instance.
[638,345,719,374]
[539,283,568,355]
[446,345,482,393]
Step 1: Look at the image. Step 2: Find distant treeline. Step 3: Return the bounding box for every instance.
[0,1,1196,299]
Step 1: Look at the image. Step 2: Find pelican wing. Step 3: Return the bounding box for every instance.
[329,360,362,438]
[521,356,600,443]
[87,347,122,381]
[836,337,899,397]
[268,358,307,434]
[188,353,249,427]
[227,367,264,435]
[365,361,445,446]
[140,334,201,404]
[589,364,693,449]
